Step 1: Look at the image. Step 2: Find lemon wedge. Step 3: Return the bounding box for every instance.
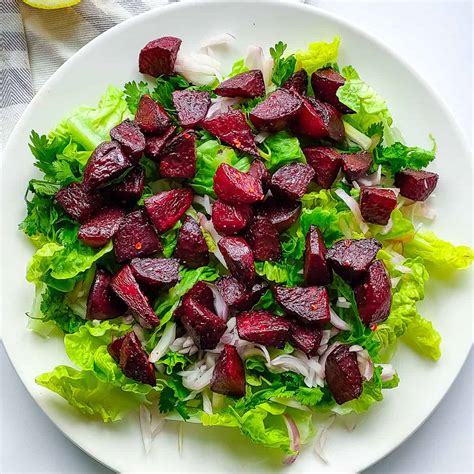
[22,0,80,9]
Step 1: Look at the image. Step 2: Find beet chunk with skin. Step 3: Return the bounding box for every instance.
[139,36,181,77]
[210,344,246,397]
[78,207,125,248]
[311,67,354,114]
[216,276,267,310]
[283,70,308,96]
[248,159,271,193]
[218,237,256,285]
[249,88,303,132]
[325,344,362,404]
[245,216,281,262]
[159,131,196,179]
[172,90,211,128]
[105,166,145,209]
[212,200,253,235]
[214,163,264,205]
[174,281,214,319]
[354,260,392,326]
[394,169,439,201]
[215,70,266,98]
[270,163,315,201]
[237,310,290,348]
[255,197,301,233]
[55,182,102,223]
[110,119,145,162]
[273,286,330,326]
[304,225,332,286]
[144,188,193,233]
[175,216,209,268]
[130,258,180,288]
[113,210,162,262]
[202,110,259,157]
[86,269,126,320]
[108,336,125,362]
[144,126,176,160]
[135,95,171,135]
[119,331,156,386]
[326,238,382,283]
[360,187,397,225]
[304,147,343,189]
[111,265,160,328]
[341,152,373,182]
[289,321,322,356]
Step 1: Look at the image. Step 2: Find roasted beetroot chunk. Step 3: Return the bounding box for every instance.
[78,207,125,248]
[130,257,180,288]
[111,265,160,328]
[172,90,211,128]
[139,36,181,77]
[248,159,271,193]
[245,216,281,262]
[212,200,253,235]
[273,286,330,326]
[325,344,363,404]
[214,163,264,205]
[289,321,322,356]
[326,238,382,283]
[105,166,145,209]
[86,269,126,320]
[394,169,439,201]
[311,67,354,114]
[354,260,392,326]
[215,70,266,98]
[175,281,214,319]
[202,110,259,157]
[216,276,267,310]
[255,197,301,233]
[249,88,303,132]
[135,95,171,135]
[108,336,125,362]
[360,187,397,225]
[270,163,315,201]
[304,147,343,189]
[210,344,246,397]
[113,210,162,262]
[144,188,193,233]
[218,237,256,285]
[175,216,209,268]
[110,119,146,162]
[236,310,290,348]
[55,182,102,223]
[304,225,332,286]
[282,70,308,96]
[159,131,196,179]
[144,126,176,160]
[341,152,373,182]
[119,331,156,386]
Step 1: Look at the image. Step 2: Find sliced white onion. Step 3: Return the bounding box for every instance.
[178,359,216,391]
[245,45,274,86]
[133,324,145,343]
[377,363,396,382]
[283,414,301,464]
[149,323,176,363]
[394,264,413,274]
[206,96,243,118]
[391,276,401,288]
[334,188,369,234]
[314,415,336,464]
[200,32,235,49]
[329,307,352,331]
[356,349,374,381]
[175,52,221,86]
[343,121,372,150]
[349,345,364,353]
[193,194,212,215]
[319,342,342,376]
[254,131,270,143]
[121,314,134,324]
[357,165,382,187]
[206,283,229,321]
[202,391,213,415]
[140,405,152,454]
[317,344,328,356]
[271,397,310,412]
[387,249,405,265]
[380,216,394,235]
[336,296,351,309]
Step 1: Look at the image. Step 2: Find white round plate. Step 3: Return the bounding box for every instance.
[1,2,472,472]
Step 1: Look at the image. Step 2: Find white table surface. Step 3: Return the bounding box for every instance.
[1,1,472,473]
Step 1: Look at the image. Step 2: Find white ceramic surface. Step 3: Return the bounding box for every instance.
[1,2,472,472]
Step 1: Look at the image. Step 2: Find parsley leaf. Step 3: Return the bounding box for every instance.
[269,42,296,87]
[158,376,190,420]
[123,80,150,114]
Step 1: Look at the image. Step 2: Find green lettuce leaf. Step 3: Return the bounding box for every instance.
[226,58,249,78]
[255,261,303,286]
[160,222,182,258]
[371,209,415,242]
[260,131,305,172]
[296,37,340,75]
[401,313,442,361]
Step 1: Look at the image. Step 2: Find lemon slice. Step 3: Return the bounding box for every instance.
[22,0,80,9]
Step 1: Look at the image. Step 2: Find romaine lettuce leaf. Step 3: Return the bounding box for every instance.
[260,131,305,172]
[296,37,340,75]
[401,313,442,361]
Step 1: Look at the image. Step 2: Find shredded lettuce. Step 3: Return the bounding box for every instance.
[296,36,340,75]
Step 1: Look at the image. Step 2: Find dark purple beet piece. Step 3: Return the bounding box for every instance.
[108,336,125,362]
[360,187,397,225]
[119,331,156,386]
[111,265,160,328]
[270,163,315,201]
[311,67,354,114]
[218,236,256,285]
[130,258,180,288]
[86,269,126,320]
[106,166,145,208]
[282,70,308,96]
[304,225,332,286]
[135,95,171,135]
[159,131,196,179]
[144,188,193,233]
[110,119,145,162]
[113,210,162,262]
[236,310,290,348]
[325,344,362,404]
[394,169,439,201]
[326,238,382,283]
[172,90,211,128]
[210,344,246,397]
[216,276,267,311]
[175,215,209,268]
[78,207,125,248]
[255,197,301,233]
[215,70,265,98]
[248,159,271,193]
[174,281,214,319]
[212,200,253,235]
[245,216,281,262]
[289,321,322,356]
[139,36,181,77]
[144,126,176,160]
[341,152,373,182]
[55,182,102,223]
[303,147,343,189]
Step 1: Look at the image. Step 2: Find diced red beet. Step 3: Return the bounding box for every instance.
[135,95,171,135]
[216,276,267,310]
[202,110,259,157]
[249,88,303,132]
[174,281,214,319]
[215,70,265,98]
[218,237,256,285]
[236,310,290,348]
[282,70,308,96]
[130,258,180,288]
[354,260,392,326]
[318,101,345,143]
[181,298,227,350]
[144,188,193,233]
[159,131,196,179]
[270,163,315,201]
[175,216,209,268]
[245,216,281,262]
[248,159,271,193]
[83,141,132,190]
[311,67,354,114]
[326,238,382,283]
[119,331,156,386]
[273,286,330,326]
[394,169,439,201]
[78,207,125,248]
[255,197,301,233]
[86,269,126,320]
[108,335,126,362]
[105,166,145,209]
[289,321,322,356]
[110,119,145,162]
[111,265,160,328]
[341,152,373,182]
[139,36,181,77]
[113,210,162,262]
[325,344,362,404]
[304,225,332,286]
[172,90,211,128]
[213,163,264,205]
[303,147,343,189]
[55,182,102,223]
[360,187,397,225]
[210,344,246,397]
[144,126,176,160]
[212,200,253,235]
